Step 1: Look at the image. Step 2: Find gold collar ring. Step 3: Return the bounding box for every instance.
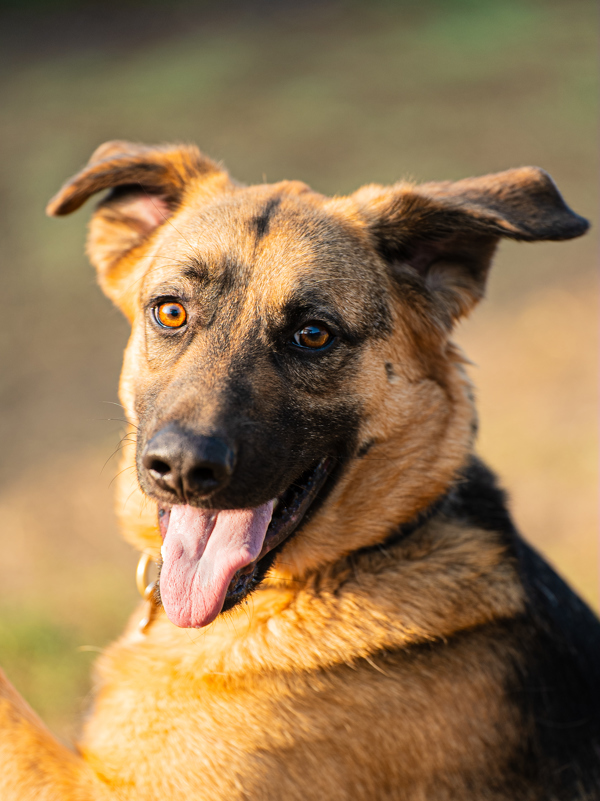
[136,552,159,634]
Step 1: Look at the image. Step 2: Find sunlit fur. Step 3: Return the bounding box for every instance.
[0,142,595,800]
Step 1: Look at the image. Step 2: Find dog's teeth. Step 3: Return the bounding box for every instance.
[161,544,166,562]
[273,498,280,509]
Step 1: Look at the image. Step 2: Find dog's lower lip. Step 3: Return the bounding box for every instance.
[222,456,335,606]
[258,456,333,561]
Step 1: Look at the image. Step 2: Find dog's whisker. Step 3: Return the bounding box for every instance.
[121,482,143,511]
[109,465,137,490]
[102,400,127,410]
[308,278,372,285]
[100,443,134,475]
[99,417,138,428]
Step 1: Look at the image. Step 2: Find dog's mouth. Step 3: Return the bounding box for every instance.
[156,457,334,628]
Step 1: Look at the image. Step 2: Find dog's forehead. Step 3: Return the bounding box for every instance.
[144,182,381,308]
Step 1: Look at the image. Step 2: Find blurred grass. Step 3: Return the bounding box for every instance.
[0,610,98,740]
[0,0,596,741]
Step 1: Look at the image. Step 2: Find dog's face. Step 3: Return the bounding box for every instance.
[48,142,587,628]
[128,183,390,511]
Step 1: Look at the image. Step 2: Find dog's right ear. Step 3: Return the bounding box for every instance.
[47,141,226,314]
[353,167,589,328]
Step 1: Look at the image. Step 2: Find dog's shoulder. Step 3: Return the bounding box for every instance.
[510,536,600,797]
[443,456,600,797]
[513,533,600,678]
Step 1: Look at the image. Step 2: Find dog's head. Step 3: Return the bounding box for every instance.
[48,141,588,628]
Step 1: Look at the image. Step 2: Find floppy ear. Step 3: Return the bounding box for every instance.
[354,167,589,325]
[47,141,226,311]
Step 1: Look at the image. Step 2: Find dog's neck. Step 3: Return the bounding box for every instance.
[352,454,514,560]
[118,457,523,677]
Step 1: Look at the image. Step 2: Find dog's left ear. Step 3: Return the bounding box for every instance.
[354,167,589,324]
[47,141,226,315]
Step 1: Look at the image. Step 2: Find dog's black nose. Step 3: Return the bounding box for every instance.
[142,425,236,500]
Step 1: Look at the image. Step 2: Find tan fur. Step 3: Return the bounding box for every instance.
[0,142,589,799]
[75,519,526,801]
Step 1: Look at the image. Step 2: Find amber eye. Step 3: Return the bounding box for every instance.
[293,324,332,350]
[154,302,187,329]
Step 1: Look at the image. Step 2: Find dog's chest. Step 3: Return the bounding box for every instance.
[80,612,522,801]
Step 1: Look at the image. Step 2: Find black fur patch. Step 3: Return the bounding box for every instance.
[182,258,208,283]
[508,539,600,797]
[356,439,376,458]
[249,197,281,240]
[445,456,515,536]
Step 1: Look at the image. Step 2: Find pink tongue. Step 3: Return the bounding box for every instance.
[159,501,274,628]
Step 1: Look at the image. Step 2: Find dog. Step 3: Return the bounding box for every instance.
[0,141,598,800]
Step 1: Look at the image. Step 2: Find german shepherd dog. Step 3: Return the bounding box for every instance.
[0,142,598,800]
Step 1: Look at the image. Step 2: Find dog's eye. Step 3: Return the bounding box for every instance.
[154,302,187,329]
[293,324,332,350]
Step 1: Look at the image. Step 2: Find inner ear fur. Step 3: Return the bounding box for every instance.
[354,166,589,326]
[46,141,226,310]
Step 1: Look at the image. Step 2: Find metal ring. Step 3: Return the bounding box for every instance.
[136,552,155,598]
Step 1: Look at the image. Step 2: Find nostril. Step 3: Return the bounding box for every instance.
[188,466,219,491]
[146,458,171,478]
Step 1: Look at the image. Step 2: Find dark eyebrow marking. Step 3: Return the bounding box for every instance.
[250,197,281,240]
[182,255,245,301]
[182,258,209,282]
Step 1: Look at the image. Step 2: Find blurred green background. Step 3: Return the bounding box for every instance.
[0,0,596,741]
